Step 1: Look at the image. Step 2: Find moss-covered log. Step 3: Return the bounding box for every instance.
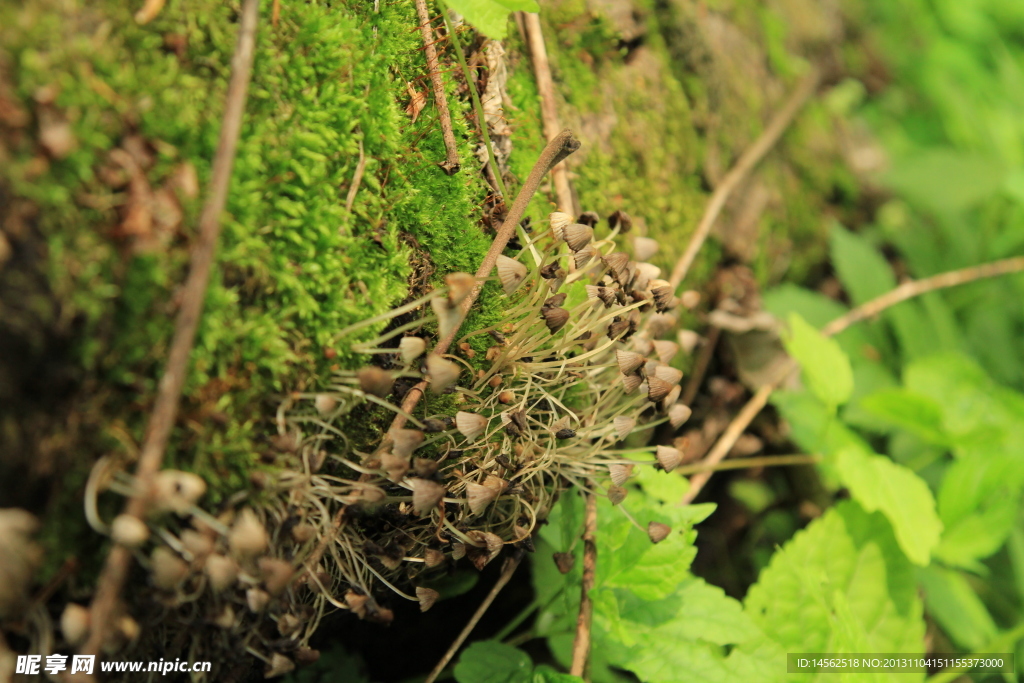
[0,0,868,677]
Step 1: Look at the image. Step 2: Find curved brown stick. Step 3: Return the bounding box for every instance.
[78,0,261,664]
[384,129,580,437]
[416,0,461,175]
[680,254,1024,505]
[569,490,598,677]
[821,256,1024,337]
[669,69,820,290]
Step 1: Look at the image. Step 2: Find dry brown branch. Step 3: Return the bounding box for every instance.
[415,0,461,175]
[669,68,821,290]
[522,12,574,214]
[385,129,580,437]
[680,383,778,505]
[675,453,821,476]
[78,0,261,664]
[821,256,1024,337]
[680,254,1024,504]
[424,550,525,683]
[569,490,598,677]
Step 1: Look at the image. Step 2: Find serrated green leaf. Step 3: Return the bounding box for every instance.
[784,313,854,409]
[454,641,532,683]
[744,501,926,680]
[607,535,696,600]
[835,446,942,565]
[600,578,761,683]
[441,0,538,39]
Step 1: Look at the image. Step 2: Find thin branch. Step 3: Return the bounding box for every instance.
[79,0,261,662]
[415,0,461,175]
[680,254,1024,505]
[674,453,820,477]
[522,12,574,215]
[822,255,1024,337]
[424,550,525,683]
[669,68,820,290]
[680,383,776,505]
[569,491,598,677]
[385,129,580,437]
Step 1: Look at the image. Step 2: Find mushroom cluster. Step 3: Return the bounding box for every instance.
[73,207,701,677]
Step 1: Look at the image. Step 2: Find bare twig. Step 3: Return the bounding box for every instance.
[522,12,574,214]
[680,383,777,504]
[680,254,1024,504]
[669,69,821,290]
[79,0,261,663]
[675,453,821,476]
[415,0,461,175]
[424,550,525,683]
[570,491,598,677]
[821,255,1024,337]
[385,129,580,437]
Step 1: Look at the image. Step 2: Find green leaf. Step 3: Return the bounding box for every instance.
[441,0,539,39]
[561,278,590,312]
[932,451,1024,566]
[743,501,926,673]
[904,353,1024,454]
[828,223,896,305]
[856,387,948,445]
[454,641,532,683]
[763,283,883,361]
[600,578,761,683]
[835,446,943,565]
[783,312,854,409]
[884,149,1006,213]
[916,566,998,650]
[634,459,690,504]
[771,389,870,460]
[933,493,1019,568]
[532,666,582,683]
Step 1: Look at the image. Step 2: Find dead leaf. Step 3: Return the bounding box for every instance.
[405,81,426,123]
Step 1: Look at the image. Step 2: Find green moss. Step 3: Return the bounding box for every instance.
[1,0,499,575]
